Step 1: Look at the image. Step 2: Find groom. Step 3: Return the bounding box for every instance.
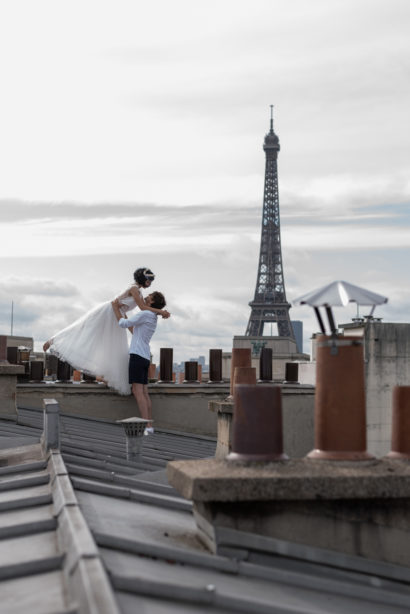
[111,291,166,435]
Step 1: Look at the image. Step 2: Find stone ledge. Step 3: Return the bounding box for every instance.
[17,382,229,395]
[149,383,229,396]
[209,400,233,414]
[0,364,25,375]
[17,384,225,436]
[167,457,410,502]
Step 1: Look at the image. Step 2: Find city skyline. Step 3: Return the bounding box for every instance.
[0,0,409,362]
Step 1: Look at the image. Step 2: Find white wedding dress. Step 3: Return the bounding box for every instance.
[48,290,139,395]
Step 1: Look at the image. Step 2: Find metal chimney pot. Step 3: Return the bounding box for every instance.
[118,417,149,460]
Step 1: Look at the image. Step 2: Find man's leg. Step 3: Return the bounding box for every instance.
[130,355,153,432]
[132,383,150,421]
[143,385,152,424]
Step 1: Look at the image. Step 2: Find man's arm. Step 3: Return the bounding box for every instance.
[129,286,171,319]
[111,299,134,334]
[111,299,123,323]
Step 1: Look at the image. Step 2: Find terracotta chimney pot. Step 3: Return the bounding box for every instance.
[307,335,373,461]
[228,384,287,462]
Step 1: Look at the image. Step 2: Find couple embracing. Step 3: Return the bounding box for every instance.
[43,267,169,434]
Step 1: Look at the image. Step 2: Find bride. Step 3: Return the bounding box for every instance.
[43,267,169,395]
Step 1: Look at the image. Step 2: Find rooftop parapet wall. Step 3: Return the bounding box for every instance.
[16,383,228,436]
[16,382,314,442]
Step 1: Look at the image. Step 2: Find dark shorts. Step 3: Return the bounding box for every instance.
[129,353,150,385]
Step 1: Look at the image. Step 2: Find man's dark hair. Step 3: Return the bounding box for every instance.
[151,291,166,310]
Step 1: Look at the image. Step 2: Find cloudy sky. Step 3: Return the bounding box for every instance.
[0,0,409,363]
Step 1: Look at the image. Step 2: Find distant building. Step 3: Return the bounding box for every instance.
[291,321,303,353]
[4,335,33,350]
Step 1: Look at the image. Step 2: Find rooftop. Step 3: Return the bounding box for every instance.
[1,405,410,613]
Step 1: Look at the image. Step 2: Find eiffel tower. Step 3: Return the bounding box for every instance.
[246,107,295,340]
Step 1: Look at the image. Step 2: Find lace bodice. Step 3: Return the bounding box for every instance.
[118,294,137,312]
[115,286,140,315]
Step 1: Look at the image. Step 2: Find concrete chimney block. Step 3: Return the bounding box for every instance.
[43,398,61,450]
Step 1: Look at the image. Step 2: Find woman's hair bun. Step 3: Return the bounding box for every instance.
[134,267,155,285]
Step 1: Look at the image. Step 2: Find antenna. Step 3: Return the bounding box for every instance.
[270,104,274,132]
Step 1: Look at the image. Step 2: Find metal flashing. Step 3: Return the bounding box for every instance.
[0,460,47,476]
[71,475,192,512]
[94,531,239,574]
[215,526,410,584]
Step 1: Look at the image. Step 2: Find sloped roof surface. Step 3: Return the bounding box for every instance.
[1,406,410,613]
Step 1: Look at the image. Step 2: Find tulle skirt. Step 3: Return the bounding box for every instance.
[49,301,131,395]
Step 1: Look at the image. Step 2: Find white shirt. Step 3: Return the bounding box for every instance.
[118,310,157,360]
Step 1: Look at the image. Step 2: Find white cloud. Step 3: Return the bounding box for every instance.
[0,0,409,202]
[283,224,410,251]
[0,0,410,362]
[0,275,80,299]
